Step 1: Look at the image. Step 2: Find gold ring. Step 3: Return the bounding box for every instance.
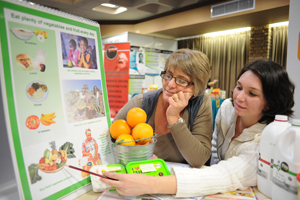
[174,98,179,102]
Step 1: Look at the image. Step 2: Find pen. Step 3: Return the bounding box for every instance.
[66,165,118,180]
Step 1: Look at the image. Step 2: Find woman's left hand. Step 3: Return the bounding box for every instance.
[166,91,192,126]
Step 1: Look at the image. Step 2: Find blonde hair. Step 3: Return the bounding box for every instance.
[164,49,210,96]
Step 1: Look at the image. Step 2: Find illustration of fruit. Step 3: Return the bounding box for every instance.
[110,119,131,139]
[40,64,46,72]
[37,34,45,42]
[126,107,147,128]
[41,31,48,39]
[25,115,40,129]
[116,134,136,146]
[68,60,73,67]
[132,123,153,144]
[34,29,41,35]
[40,112,56,126]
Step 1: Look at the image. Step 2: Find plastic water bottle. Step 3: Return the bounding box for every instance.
[257,115,291,197]
[272,119,300,200]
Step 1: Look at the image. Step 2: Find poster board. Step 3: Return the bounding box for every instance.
[104,42,130,118]
[0,0,114,199]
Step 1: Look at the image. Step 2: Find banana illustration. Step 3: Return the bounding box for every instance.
[40,113,56,126]
[59,150,65,158]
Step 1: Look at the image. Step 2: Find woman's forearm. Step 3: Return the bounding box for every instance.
[150,175,177,195]
[101,172,177,196]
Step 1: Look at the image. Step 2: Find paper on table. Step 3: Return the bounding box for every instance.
[164,161,191,172]
[202,187,258,200]
[96,190,204,200]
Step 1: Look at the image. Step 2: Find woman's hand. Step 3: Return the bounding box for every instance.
[166,91,192,126]
[152,154,158,159]
[100,172,156,196]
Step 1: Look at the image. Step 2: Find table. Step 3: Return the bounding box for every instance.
[211,98,226,130]
[74,186,271,200]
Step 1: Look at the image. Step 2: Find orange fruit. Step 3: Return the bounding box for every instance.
[136,142,149,146]
[127,107,147,128]
[132,123,153,144]
[116,134,136,146]
[109,119,131,139]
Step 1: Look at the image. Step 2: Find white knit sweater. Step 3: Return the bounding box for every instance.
[171,99,267,197]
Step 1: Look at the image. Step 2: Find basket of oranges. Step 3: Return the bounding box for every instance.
[109,107,157,166]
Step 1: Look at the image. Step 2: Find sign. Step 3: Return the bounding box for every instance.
[0,0,114,199]
[104,42,130,118]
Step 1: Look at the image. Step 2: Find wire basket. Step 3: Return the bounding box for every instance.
[112,134,157,166]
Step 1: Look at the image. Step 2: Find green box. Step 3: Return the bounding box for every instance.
[126,158,171,177]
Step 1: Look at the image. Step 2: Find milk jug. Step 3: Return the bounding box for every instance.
[272,119,300,200]
[257,115,291,197]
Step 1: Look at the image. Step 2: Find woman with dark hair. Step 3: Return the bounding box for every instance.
[100,59,295,198]
[236,59,294,124]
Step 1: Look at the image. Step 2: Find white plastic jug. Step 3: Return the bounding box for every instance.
[257,115,291,197]
[272,119,300,200]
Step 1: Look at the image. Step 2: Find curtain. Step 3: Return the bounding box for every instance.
[271,25,288,69]
[178,31,250,98]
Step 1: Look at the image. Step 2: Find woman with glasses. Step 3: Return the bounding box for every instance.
[101,59,294,198]
[112,48,212,168]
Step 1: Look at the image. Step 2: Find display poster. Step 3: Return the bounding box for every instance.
[130,46,146,75]
[129,46,146,98]
[104,42,130,118]
[144,48,172,76]
[0,1,115,199]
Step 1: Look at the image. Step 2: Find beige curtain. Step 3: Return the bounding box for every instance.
[178,31,250,98]
[271,25,288,69]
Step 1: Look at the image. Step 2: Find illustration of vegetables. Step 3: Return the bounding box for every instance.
[28,163,42,184]
[59,142,76,158]
[40,112,56,126]
[25,115,40,129]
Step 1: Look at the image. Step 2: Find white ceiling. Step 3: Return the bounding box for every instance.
[26,0,227,23]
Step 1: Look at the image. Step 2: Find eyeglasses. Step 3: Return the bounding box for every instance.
[160,71,194,87]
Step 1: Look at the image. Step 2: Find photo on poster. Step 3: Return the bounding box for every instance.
[62,79,105,123]
[60,32,98,69]
[106,50,129,72]
[137,52,145,64]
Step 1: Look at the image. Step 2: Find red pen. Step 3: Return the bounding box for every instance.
[66,165,117,180]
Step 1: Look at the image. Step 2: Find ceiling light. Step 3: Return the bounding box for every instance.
[101,3,118,8]
[93,4,127,15]
[203,27,251,37]
[116,7,127,14]
[270,21,289,27]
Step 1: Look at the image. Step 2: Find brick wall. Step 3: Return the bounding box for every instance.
[249,25,272,62]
